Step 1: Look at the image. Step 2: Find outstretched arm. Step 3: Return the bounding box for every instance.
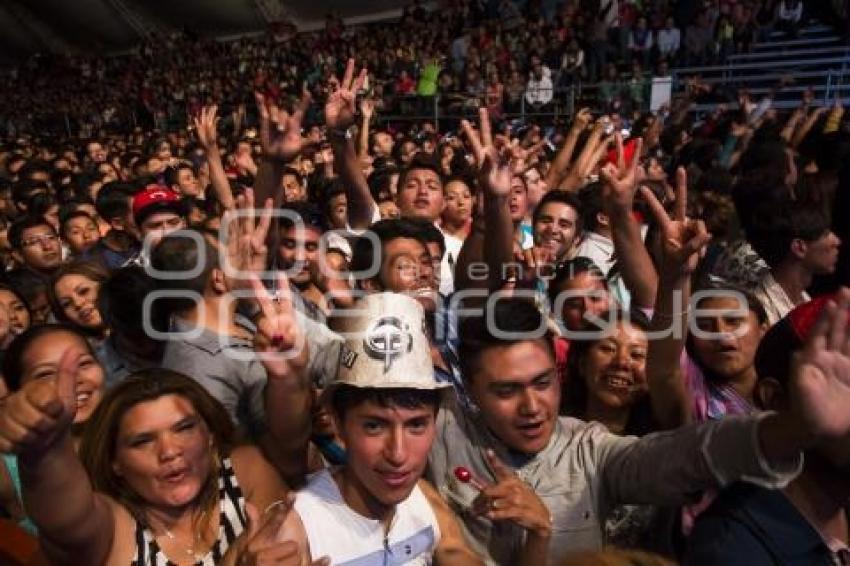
[598,290,850,509]
[326,59,377,230]
[599,136,658,310]
[255,89,312,208]
[544,108,591,190]
[194,105,235,210]
[357,98,375,159]
[252,274,313,484]
[640,168,710,429]
[791,106,828,149]
[0,350,115,565]
[559,121,611,193]
[454,108,514,293]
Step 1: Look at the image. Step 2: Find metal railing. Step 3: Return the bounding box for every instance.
[372,87,580,130]
[752,35,841,50]
[727,45,850,62]
[5,43,850,138]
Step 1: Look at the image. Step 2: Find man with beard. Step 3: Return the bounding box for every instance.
[276,202,337,323]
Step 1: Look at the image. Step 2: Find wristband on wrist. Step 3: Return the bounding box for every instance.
[328,127,352,140]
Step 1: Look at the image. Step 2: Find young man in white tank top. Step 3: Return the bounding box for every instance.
[260,292,485,565]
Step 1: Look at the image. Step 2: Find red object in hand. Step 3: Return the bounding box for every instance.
[454,466,486,491]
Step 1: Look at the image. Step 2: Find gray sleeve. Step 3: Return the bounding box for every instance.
[594,414,801,514]
[162,347,243,426]
[297,311,342,388]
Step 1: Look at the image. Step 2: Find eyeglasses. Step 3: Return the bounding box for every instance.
[21,234,59,248]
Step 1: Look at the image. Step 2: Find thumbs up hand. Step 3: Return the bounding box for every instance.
[0,348,80,457]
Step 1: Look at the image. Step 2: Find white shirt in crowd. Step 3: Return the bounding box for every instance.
[753,271,810,327]
[439,228,463,296]
[657,27,681,56]
[778,0,803,23]
[526,68,554,107]
[294,469,441,565]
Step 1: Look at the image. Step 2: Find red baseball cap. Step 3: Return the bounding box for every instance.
[132,185,184,226]
[606,137,638,167]
[755,294,848,385]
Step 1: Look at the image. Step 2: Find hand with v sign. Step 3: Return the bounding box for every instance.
[639,167,711,278]
[255,86,312,164]
[224,496,329,566]
[251,273,308,380]
[325,58,368,132]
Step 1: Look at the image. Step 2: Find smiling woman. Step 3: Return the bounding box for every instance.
[0,325,106,536]
[562,311,653,436]
[47,260,111,340]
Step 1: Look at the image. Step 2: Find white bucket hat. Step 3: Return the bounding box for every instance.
[325,292,451,399]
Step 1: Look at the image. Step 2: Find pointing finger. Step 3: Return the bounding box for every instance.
[485,449,516,482]
[638,185,670,228]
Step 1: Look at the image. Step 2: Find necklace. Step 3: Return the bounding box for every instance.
[157,510,208,562]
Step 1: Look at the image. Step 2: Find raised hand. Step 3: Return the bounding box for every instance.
[235,150,259,176]
[359,97,375,121]
[250,273,308,379]
[461,108,511,197]
[0,349,79,456]
[599,135,644,212]
[639,167,710,276]
[471,450,552,537]
[193,105,220,151]
[325,59,368,131]
[561,119,612,191]
[222,188,273,285]
[518,245,557,285]
[224,498,327,566]
[571,107,592,132]
[506,137,546,174]
[789,289,850,441]
[460,107,494,170]
[256,86,312,163]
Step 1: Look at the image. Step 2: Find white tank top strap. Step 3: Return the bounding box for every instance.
[293,469,441,565]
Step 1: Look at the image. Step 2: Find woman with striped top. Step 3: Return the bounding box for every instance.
[0,365,302,565]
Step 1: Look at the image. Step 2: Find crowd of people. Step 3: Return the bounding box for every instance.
[0,0,825,138]
[0,0,847,564]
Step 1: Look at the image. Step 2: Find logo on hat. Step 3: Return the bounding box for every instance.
[339,345,358,370]
[363,316,413,373]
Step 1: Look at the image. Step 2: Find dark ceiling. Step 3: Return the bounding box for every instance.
[0,0,407,64]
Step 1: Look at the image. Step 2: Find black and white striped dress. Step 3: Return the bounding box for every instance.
[132,457,247,566]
